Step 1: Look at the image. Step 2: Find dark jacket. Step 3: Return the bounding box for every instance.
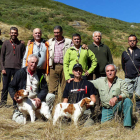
[1,39,25,70]
[122,47,140,78]
[8,67,48,104]
[88,43,113,75]
[0,40,3,71]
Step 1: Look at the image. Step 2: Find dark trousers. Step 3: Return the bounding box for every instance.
[1,68,19,103]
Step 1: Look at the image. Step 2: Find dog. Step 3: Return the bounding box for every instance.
[14,89,52,124]
[53,97,94,126]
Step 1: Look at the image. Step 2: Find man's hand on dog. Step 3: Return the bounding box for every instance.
[14,96,23,104]
[33,98,41,108]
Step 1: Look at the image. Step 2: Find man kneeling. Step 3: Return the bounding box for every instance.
[90,64,133,128]
[8,54,49,124]
[62,64,96,126]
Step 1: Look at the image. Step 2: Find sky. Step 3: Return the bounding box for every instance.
[54,0,140,23]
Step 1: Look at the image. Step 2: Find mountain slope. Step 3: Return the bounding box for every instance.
[0,0,140,56]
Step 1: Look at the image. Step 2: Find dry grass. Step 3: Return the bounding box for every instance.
[0,21,139,140]
[113,57,125,79]
[0,100,140,140]
[0,22,32,43]
[0,67,140,140]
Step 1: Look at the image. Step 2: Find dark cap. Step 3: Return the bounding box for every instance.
[73,63,83,70]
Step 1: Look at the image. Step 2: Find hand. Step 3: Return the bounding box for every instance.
[33,98,41,108]
[85,70,89,76]
[2,70,6,74]
[27,40,31,46]
[67,78,74,83]
[82,44,88,50]
[14,96,23,104]
[109,97,118,107]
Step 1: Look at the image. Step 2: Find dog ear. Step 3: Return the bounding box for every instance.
[80,98,86,107]
[14,91,19,100]
[85,98,91,105]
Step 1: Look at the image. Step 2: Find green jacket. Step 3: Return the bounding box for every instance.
[88,43,113,75]
[64,46,97,80]
[90,77,129,108]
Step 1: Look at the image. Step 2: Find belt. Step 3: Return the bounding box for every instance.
[103,106,113,109]
[54,63,63,65]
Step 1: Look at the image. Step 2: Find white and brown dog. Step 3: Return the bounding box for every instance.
[53,97,94,126]
[14,89,52,124]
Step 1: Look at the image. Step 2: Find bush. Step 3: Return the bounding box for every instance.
[87,24,111,35]
[104,38,125,57]
[25,22,32,30]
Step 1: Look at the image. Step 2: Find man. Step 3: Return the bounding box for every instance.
[63,63,96,126]
[46,25,72,106]
[88,31,113,120]
[0,29,2,48]
[22,28,49,74]
[88,31,113,79]
[0,29,3,83]
[8,54,48,123]
[1,27,25,106]
[90,64,133,127]
[122,34,140,101]
[64,33,97,82]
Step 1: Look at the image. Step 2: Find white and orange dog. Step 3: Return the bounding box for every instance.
[14,89,52,124]
[53,97,94,126]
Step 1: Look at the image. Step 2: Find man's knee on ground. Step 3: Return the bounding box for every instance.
[46,93,56,106]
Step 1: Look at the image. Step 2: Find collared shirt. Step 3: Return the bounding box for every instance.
[22,41,47,69]
[54,38,65,64]
[90,77,129,108]
[26,70,39,99]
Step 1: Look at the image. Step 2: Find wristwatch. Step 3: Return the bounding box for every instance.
[115,96,119,101]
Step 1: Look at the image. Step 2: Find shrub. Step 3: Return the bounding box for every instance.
[87,24,111,35]
[104,38,125,57]
[25,22,32,30]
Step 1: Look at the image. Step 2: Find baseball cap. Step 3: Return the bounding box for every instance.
[73,63,83,70]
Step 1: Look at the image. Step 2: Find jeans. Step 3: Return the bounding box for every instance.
[125,77,140,99]
[101,98,133,127]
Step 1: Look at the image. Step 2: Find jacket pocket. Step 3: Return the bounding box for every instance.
[111,88,120,97]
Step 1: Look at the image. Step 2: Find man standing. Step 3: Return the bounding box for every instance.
[90,64,133,128]
[9,54,48,123]
[22,28,49,74]
[46,25,72,105]
[1,27,25,106]
[63,64,96,126]
[88,31,113,79]
[0,29,2,48]
[0,29,3,83]
[122,35,140,101]
[88,31,113,120]
[64,33,97,82]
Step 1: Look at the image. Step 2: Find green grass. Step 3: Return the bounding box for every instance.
[0,0,140,56]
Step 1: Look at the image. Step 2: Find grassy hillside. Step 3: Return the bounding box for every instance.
[0,0,140,56]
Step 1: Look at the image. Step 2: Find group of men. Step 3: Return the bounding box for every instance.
[0,25,139,128]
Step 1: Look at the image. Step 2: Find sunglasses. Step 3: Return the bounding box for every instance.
[38,51,41,57]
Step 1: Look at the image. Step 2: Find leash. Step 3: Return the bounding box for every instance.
[125,49,140,75]
[122,46,140,110]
